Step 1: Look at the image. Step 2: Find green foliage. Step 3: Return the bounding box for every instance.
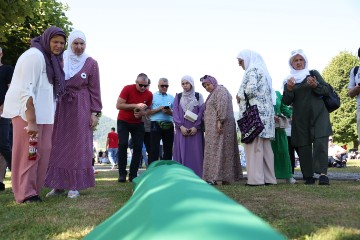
[0,0,33,42]
[93,115,117,150]
[322,51,360,148]
[0,0,73,65]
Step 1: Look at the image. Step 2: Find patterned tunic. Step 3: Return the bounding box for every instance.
[45,57,102,190]
[238,68,275,139]
[202,85,242,183]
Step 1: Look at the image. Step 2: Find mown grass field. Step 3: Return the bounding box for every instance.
[1,160,360,239]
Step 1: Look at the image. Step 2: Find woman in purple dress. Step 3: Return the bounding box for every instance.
[173,75,205,177]
[45,30,102,198]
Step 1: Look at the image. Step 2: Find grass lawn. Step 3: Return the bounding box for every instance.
[1,160,360,240]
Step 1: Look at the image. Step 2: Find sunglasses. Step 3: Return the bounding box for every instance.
[137,83,149,88]
[291,49,303,55]
[200,75,209,82]
[160,85,169,88]
[329,139,333,141]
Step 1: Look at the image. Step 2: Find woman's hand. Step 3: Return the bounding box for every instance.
[274,116,279,123]
[286,77,296,91]
[306,75,318,88]
[26,122,38,137]
[180,126,189,136]
[236,94,240,104]
[216,120,223,134]
[90,114,99,129]
[188,127,197,136]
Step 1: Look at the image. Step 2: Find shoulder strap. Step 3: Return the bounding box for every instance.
[177,92,199,104]
[195,92,199,101]
[354,66,359,78]
[177,93,182,104]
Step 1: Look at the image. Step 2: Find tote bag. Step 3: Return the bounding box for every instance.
[237,93,264,144]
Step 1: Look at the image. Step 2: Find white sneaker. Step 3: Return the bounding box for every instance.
[67,190,80,198]
[287,177,297,184]
[46,189,65,197]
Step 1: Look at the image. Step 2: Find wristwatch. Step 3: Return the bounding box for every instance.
[92,112,101,117]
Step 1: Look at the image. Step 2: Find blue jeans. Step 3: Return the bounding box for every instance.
[0,117,12,170]
[117,120,144,179]
[107,148,118,166]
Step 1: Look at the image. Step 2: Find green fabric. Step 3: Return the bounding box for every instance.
[272,129,293,179]
[85,160,285,240]
[274,91,292,117]
[272,91,293,179]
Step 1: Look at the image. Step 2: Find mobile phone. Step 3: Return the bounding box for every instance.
[164,106,170,109]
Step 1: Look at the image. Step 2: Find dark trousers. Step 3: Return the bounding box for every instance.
[287,136,296,174]
[144,131,151,155]
[148,121,174,164]
[0,117,12,170]
[297,136,328,178]
[117,120,144,179]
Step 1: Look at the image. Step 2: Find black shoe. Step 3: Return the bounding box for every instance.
[0,182,4,191]
[319,175,330,185]
[22,195,42,203]
[118,176,126,182]
[304,177,316,185]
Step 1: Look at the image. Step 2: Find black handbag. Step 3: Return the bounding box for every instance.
[322,84,340,113]
[309,70,340,113]
[237,93,265,144]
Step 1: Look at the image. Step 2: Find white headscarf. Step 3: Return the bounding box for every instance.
[237,49,276,105]
[180,75,203,112]
[63,30,89,80]
[283,49,310,86]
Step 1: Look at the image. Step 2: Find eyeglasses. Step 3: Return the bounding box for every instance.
[160,85,169,88]
[200,75,209,82]
[137,83,149,88]
[291,49,303,55]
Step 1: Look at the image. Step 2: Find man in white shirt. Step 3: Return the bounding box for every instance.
[347,47,360,141]
[328,137,347,168]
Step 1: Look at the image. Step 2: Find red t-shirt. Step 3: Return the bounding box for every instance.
[107,131,118,148]
[117,84,153,123]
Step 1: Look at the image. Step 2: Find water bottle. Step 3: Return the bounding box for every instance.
[28,136,38,161]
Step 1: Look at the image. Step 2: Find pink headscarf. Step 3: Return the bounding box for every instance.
[200,75,219,104]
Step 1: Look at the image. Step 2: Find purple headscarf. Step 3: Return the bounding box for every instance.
[31,26,66,97]
[200,75,219,103]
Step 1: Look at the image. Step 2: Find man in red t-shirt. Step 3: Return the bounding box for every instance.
[116,73,152,182]
[106,127,119,169]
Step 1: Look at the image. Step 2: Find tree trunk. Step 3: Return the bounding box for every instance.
[353,140,359,149]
